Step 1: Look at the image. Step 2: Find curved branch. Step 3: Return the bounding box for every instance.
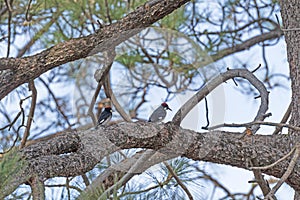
[211,29,283,61]
[172,69,269,134]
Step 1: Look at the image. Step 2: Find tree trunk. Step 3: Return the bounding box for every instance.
[279,0,300,129]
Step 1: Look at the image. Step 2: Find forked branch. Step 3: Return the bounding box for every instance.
[172,68,269,134]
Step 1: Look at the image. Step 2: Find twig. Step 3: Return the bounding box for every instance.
[129,86,148,119]
[81,174,90,187]
[250,159,273,198]
[250,147,296,170]
[273,102,292,135]
[0,35,8,42]
[201,97,209,130]
[66,177,71,200]
[264,145,300,199]
[29,176,45,200]
[97,20,103,28]
[231,77,238,86]
[281,28,300,32]
[25,0,32,21]
[87,82,102,126]
[173,69,269,134]
[98,150,155,199]
[252,64,262,73]
[0,96,31,155]
[17,10,63,58]
[275,14,280,26]
[4,0,12,11]
[45,184,82,193]
[275,13,300,32]
[194,166,235,199]
[103,75,132,122]
[20,80,37,148]
[104,0,112,24]
[163,161,194,200]
[208,121,300,132]
[39,77,72,127]
[0,111,22,131]
[4,0,12,57]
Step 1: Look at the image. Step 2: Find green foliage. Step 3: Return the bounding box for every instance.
[0,149,26,194]
[159,7,186,30]
[116,50,144,69]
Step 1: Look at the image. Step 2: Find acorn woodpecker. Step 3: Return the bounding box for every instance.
[97,107,112,126]
[148,102,172,122]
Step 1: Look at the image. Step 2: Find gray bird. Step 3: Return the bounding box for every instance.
[148,102,172,122]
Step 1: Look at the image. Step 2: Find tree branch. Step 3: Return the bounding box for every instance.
[208,121,300,132]
[264,145,300,199]
[78,150,174,199]
[0,0,190,100]
[250,158,273,198]
[29,176,45,200]
[164,161,194,200]
[273,102,292,135]
[103,75,132,122]
[20,80,37,148]
[172,68,269,134]
[2,122,300,198]
[250,146,296,170]
[211,29,283,61]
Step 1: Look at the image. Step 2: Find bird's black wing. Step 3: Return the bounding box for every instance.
[98,110,112,125]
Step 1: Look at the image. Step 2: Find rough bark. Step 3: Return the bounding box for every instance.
[1,122,300,198]
[279,0,300,128]
[0,0,190,100]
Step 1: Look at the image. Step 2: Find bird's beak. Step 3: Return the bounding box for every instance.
[167,107,172,111]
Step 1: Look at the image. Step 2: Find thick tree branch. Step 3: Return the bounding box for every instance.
[2,122,300,198]
[0,0,190,100]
